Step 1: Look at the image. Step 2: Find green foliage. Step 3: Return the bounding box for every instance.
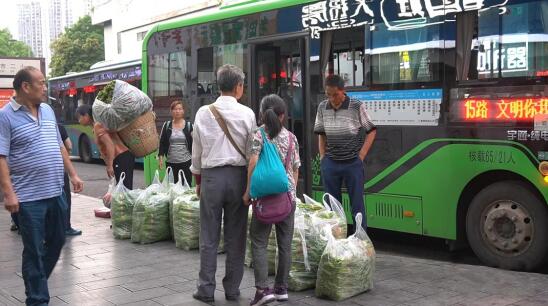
[50,15,104,77]
[96,80,115,103]
[0,28,33,57]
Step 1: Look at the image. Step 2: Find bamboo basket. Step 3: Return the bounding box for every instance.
[119,111,158,157]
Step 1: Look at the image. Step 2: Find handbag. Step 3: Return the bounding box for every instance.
[250,128,289,198]
[252,132,295,224]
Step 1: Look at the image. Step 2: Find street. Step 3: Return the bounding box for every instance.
[2,160,548,306]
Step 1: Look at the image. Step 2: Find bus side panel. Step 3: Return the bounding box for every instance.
[65,124,101,159]
[373,142,548,240]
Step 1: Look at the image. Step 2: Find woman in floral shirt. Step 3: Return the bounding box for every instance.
[243,94,300,306]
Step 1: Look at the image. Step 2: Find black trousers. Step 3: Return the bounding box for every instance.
[63,172,72,229]
[167,160,192,185]
[114,151,134,189]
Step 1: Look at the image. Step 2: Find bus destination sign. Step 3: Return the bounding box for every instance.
[459,98,548,122]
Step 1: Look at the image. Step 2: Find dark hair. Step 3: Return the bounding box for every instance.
[13,66,40,91]
[260,94,286,139]
[76,104,93,119]
[324,74,345,90]
[170,100,184,110]
[217,64,245,93]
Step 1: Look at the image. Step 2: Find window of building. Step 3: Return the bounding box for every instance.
[117,32,122,54]
[136,31,147,41]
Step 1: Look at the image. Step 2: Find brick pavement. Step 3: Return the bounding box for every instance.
[2,194,548,306]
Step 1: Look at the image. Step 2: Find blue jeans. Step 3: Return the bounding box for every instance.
[320,156,366,233]
[18,192,68,306]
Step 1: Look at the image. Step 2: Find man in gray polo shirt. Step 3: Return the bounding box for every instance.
[314,74,376,235]
[0,67,84,306]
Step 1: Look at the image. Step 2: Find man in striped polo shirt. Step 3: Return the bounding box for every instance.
[0,67,84,306]
[314,74,376,235]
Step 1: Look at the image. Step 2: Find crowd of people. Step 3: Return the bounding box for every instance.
[0,64,376,306]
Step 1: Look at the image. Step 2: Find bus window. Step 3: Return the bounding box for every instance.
[169,51,187,97]
[457,1,548,81]
[197,47,215,96]
[148,54,169,98]
[322,27,365,87]
[501,1,548,78]
[368,20,442,85]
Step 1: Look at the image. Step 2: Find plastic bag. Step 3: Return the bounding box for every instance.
[286,194,347,291]
[315,213,375,301]
[320,193,347,239]
[172,193,200,250]
[111,173,141,239]
[131,171,171,244]
[92,80,153,131]
[299,194,326,214]
[287,213,316,291]
[102,176,117,208]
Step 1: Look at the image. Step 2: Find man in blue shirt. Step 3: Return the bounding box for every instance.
[0,67,84,306]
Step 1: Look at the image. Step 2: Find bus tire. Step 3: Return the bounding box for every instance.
[79,136,92,163]
[466,181,548,271]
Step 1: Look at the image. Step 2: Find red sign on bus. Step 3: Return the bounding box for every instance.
[0,89,13,108]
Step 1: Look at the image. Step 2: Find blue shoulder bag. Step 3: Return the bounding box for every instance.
[250,128,289,198]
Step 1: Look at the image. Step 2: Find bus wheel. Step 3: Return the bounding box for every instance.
[466,181,548,271]
[79,136,92,163]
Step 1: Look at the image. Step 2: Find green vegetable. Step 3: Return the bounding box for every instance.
[131,190,171,244]
[172,194,200,250]
[111,188,141,239]
[96,81,115,103]
[315,237,375,300]
[315,214,375,301]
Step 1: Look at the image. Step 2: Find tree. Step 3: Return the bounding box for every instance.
[50,15,104,77]
[0,28,33,57]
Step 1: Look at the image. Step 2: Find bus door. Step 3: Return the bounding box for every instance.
[248,32,311,195]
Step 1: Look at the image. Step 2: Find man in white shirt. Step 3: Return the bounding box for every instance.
[191,64,256,303]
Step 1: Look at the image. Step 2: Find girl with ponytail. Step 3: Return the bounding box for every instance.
[243,94,301,305]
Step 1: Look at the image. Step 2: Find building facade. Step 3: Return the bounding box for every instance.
[17,1,43,57]
[91,0,219,63]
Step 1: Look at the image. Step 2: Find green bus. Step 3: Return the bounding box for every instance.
[142,0,548,270]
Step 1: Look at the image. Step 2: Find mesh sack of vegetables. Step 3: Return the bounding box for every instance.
[131,171,171,244]
[92,80,153,131]
[173,194,200,250]
[170,169,190,239]
[111,173,140,239]
[315,213,375,301]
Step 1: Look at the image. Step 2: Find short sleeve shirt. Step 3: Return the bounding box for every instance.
[0,98,64,202]
[314,95,376,161]
[250,127,301,202]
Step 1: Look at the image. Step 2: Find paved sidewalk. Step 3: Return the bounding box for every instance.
[2,194,548,306]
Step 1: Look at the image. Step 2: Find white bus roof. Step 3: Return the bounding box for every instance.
[48,59,141,82]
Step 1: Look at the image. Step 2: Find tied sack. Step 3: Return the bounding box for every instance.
[252,129,295,224]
